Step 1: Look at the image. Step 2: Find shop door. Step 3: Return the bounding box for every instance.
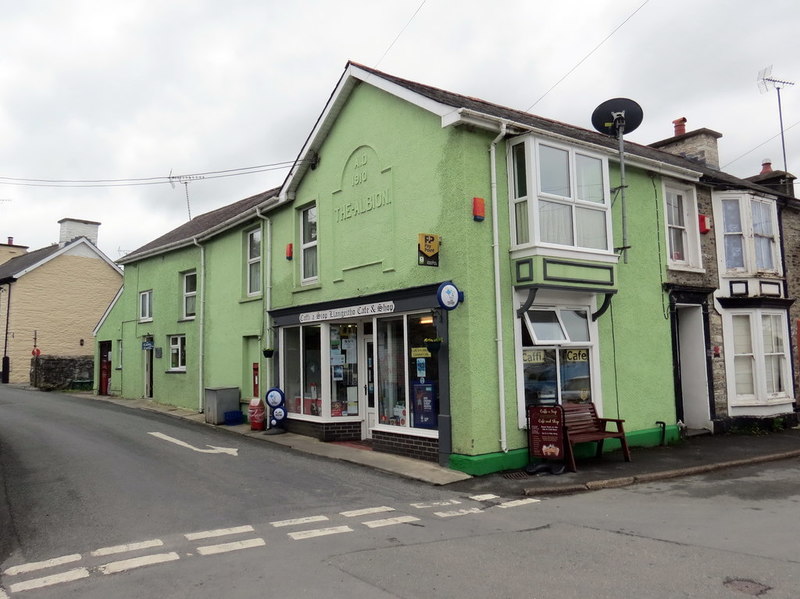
[99,341,112,395]
[144,336,154,399]
[363,337,376,439]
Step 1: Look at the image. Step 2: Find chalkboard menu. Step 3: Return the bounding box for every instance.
[527,405,565,461]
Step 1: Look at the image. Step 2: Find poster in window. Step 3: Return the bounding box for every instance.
[412,383,437,429]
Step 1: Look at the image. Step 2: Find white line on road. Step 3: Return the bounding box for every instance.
[287,526,352,540]
[8,568,90,593]
[147,431,238,456]
[270,515,329,528]
[196,538,266,556]
[98,552,181,575]
[470,494,499,501]
[362,515,420,528]
[340,506,395,517]
[4,554,82,576]
[0,587,9,599]
[498,498,541,508]
[434,507,483,518]
[184,525,255,541]
[411,499,462,509]
[91,539,164,557]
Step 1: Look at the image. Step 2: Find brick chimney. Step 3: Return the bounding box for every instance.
[649,118,722,170]
[58,218,100,246]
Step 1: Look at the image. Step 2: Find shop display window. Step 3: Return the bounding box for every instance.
[330,323,359,417]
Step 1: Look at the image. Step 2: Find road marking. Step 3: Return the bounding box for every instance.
[91,539,164,557]
[98,552,180,575]
[340,506,395,517]
[147,432,238,456]
[4,554,82,576]
[185,525,255,541]
[287,526,352,540]
[8,568,90,593]
[196,538,266,556]
[434,507,483,518]
[470,494,499,501]
[362,515,420,528]
[271,515,328,528]
[0,587,9,599]
[411,499,461,509]
[498,498,541,508]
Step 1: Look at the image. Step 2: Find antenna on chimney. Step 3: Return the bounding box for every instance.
[758,66,794,176]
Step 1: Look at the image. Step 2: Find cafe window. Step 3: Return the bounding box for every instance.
[330,323,359,418]
[282,325,322,415]
[521,306,592,406]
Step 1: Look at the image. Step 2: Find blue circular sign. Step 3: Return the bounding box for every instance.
[437,281,461,310]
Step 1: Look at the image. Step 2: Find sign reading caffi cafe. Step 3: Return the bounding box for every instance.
[299,301,396,323]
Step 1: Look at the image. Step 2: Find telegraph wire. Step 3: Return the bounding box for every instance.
[373,1,426,70]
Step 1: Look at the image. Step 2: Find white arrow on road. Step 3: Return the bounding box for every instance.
[148,432,239,456]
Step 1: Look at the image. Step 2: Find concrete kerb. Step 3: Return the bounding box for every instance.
[522,449,800,496]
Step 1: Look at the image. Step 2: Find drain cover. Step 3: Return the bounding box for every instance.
[723,578,771,596]
[502,471,529,480]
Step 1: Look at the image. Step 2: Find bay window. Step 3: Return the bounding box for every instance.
[717,193,779,274]
[510,137,611,253]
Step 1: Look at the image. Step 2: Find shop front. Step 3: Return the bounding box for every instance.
[270,285,448,462]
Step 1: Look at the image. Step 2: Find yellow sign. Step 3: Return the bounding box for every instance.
[523,349,546,364]
[418,233,440,267]
[411,347,431,358]
[564,348,589,362]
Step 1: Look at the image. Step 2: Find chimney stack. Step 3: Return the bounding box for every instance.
[760,159,773,174]
[672,117,687,137]
[7,237,12,245]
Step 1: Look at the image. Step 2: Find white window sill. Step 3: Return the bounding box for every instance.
[668,263,705,273]
[509,245,619,264]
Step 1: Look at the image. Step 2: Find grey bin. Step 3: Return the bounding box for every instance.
[204,387,241,424]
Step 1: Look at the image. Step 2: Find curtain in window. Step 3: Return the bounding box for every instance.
[732,315,755,395]
[539,200,573,245]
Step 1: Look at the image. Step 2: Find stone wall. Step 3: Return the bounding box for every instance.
[30,355,94,391]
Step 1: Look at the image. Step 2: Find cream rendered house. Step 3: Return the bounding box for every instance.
[0,219,123,385]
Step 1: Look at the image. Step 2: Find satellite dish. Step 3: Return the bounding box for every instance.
[591,98,643,136]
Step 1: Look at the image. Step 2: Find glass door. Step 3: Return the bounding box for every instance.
[364,336,376,438]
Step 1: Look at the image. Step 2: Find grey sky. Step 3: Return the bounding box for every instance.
[2,0,798,259]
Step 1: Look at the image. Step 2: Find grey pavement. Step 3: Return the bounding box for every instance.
[58,389,800,496]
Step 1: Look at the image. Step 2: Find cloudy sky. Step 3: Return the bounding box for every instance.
[2,0,798,259]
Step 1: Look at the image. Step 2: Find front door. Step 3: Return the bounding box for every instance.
[99,341,112,395]
[144,336,154,399]
[675,305,711,430]
[363,336,376,438]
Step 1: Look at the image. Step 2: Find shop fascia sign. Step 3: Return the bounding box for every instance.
[299,301,395,323]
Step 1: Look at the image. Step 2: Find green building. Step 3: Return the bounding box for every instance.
[95,62,797,475]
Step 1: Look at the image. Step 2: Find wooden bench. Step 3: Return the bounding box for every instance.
[562,402,631,472]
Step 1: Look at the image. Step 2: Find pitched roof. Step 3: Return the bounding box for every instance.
[119,187,280,264]
[0,244,61,282]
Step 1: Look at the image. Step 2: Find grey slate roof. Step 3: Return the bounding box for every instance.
[119,187,279,264]
[0,244,61,283]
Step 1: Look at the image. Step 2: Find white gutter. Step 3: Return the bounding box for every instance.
[490,122,509,453]
[193,238,206,412]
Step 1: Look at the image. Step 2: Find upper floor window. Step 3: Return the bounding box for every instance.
[182,271,197,319]
[664,181,702,270]
[717,193,779,274]
[169,334,186,371]
[301,204,318,283]
[139,290,153,322]
[510,138,611,253]
[246,228,261,296]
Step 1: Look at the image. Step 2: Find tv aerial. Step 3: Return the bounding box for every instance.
[758,66,794,177]
[591,98,643,264]
[169,169,205,220]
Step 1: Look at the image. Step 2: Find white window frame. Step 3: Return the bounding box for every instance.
[508,136,613,257]
[182,271,197,319]
[301,204,318,284]
[138,290,153,322]
[663,180,702,271]
[714,192,781,275]
[169,334,186,371]
[246,228,262,296]
[723,308,792,406]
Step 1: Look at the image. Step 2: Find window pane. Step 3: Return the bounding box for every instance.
[560,348,591,404]
[523,348,557,406]
[575,154,604,203]
[302,326,321,415]
[302,207,317,243]
[751,201,773,236]
[303,245,318,279]
[284,328,301,413]
[408,314,438,429]
[528,310,566,341]
[248,262,261,294]
[377,318,406,426]
[184,273,197,293]
[764,355,784,394]
[539,145,570,197]
[734,356,755,395]
[512,143,527,198]
[539,200,573,245]
[754,237,773,270]
[666,191,684,226]
[330,323,358,417]
[669,227,686,261]
[722,200,742,232]
[248,229,261,260]
[732,315,752,353]
[725,235,745,269]
[560,309,589,342]
[185,295,196,317]
[575,206,607,249]
[761,314,783,353]
[515,200,529,244]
